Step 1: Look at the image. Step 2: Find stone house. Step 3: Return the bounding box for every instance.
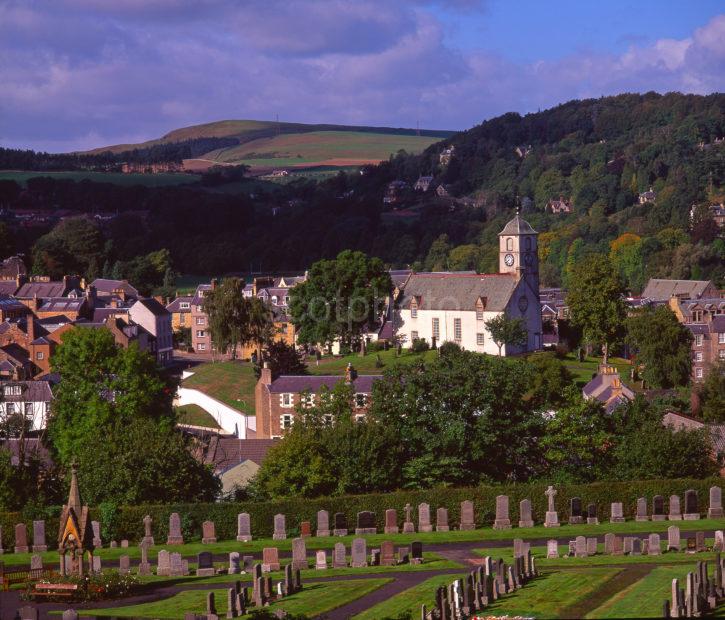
[166,295,193,331]
[0,380,53,433]
[582,364,635,413]
[128,298,173,365]
[638,187,657,204]
[394,213,543,355]
[414,176,434,192]
[547,197,572,214]
[383,180,408,205]
[642,278,719,302]
[439,146,455,166]
[255,363,380,439]
[90,278,139,302]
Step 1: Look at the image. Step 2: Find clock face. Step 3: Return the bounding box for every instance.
[504,253,515,266]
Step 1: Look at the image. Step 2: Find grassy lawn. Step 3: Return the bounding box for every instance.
[586,565,704,618]
[183,361,257,414]
[176,404,221,429]
[551,352,632,388]
[353,573,465,620]
[310,348,438,375]
[85,578,391,619]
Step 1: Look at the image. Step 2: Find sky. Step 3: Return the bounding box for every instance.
[1,0,724,153]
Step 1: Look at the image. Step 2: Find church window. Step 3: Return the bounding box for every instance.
[454,318,462,342]
[432,318,440,339]
[525,237,532,250]
[506,238,513,251]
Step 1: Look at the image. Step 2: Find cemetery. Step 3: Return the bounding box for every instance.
[2,476,725,619]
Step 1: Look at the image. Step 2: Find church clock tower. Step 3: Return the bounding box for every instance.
[498,211,539,295]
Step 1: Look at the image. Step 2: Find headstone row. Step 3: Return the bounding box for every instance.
[665,554,725,618]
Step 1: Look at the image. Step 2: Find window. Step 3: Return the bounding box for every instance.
[476,333,485,346]
[196,305,203,312]
[719,333,725,344]
[354,412,366,423]
[322,414,333,426]
[180,302,190,309]
[196,317,205,325]
[432,318,440,340]
[695,334,703,346]
[411,301,418,318]
[506,237,513,251]
[6,402,14,415]
[271,296,278,304]
[179,314,186,325]
[525,237,532,251]
[280,393,294,408]
[36,351,44,360]
[454,318,462,342]
[695,352,703,362]
[280,413,294,429]
[198,343,207,351]
[4,385,21,397]
[476,307,483,321]
[411,330,419,341]
[355,393,368,408]
[196,330,206,338]
[24,402,33,418]
[696,367,703,379]
[300,393,315,408]
[719,350,725,361]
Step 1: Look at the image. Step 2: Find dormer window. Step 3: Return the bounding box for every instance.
[4,385,21,396]
[410,298,418,318]
[475,297,486,320]
[271,296,278,304]
[180,302,190,309]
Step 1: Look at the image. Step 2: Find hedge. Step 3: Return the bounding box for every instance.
[0,478,721,548]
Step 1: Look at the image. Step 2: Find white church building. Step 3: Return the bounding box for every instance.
[394,212,543,355]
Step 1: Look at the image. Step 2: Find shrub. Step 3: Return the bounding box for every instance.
[411,338,430,353]
[438,341,461,357]
[24,570,140,602]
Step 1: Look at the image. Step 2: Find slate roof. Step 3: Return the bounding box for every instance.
[0,295,25,311]
[36,298,85,313]
[90,278,139,298]
[0,380,53,402]
[0,281,19,296]
[499,214,537,235]
[92,308,128,322]
[269,375,381,394]
[642,278,714,301]
[192,284,212,306]
[16,281,68,298]
[133,297,169,317]
[203,438,278,472]
[0,256,26,278]
[398,273,518,312]
[166,296,193,313]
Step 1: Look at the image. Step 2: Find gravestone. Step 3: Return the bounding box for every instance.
[586,503,598,525]
[17,606,38,620]
[237,513,252,542]
[610,502,625,523]
[242,555,254,572]
[709,486,723,519]
[92,555,102,573]
[652,495,666,521]
[157,550,171,576]
[316,510,330,537]
[636,497,649,521]
[261,547,280,572]
[226,587,238,618]
[648,533,661,556]
[518,499,534,528]
[333,512,348,536]
[686,537,696,553]
[14,523,29,553]
[668,495,682,520]
[351,538,367,568]
[586,537,597,555]
[137,541,151,576]
[546,539,559,558]
[142,514,154,546]
[119,555,130,574]
[356,511,376,534]
[631,538,642,556]
[31,521,47,553]
[696,531,705,552]
[418,503,433,533]
[715,530,724,552]
[196,551,215,577]
[291,538,307,570]
[513,538,524,557]
[91,520,102,548]
[604,533,615,554]
[494,495,512,529]
[273,514,287,540]
[575,536,587,558]
[30,554,43,570]
[384,509,399,534]
[402,503,415,533]
[544,486,560,527]
[333,542,347,568]
[201,521,217,544]
[229,552,240,575]
[300,521,312,538]
[167,513,184,545]
[683,489,699,520]
[568,497,583,525]
[623,537,634,554]
[380,540,396,566]
[120,539,129,548]
[315,550,327,570]
[411,541,423,564]
[460,500,475,530]
[62,610,78,620]
[667,526,680,551]
[612,535,624,556]
[370,549,380,566]
[436,507,450,532]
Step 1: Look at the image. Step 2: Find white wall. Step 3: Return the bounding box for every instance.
[0,401,48,431]
[175,387,256,437]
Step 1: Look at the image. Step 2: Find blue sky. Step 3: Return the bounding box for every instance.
[0,0,723,152]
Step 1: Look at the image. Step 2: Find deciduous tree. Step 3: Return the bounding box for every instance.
[484,314,528,356]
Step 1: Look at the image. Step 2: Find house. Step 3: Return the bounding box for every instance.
[90,278,139,302]
[0,256,26,280]
[582,364,635,413]
[128,298,173,365]
[436,185,451,198]
[539,288,569,347]
[383,180,408,205]
[547,197,572,214]
[14,275,81,299]
[670,296,725,381]
[642,279,719,302]
[394,212,543,355]
[639,187,656,204]
[191,283,213,353]
[514,145,532,159]
[0,380,53,433]
[439,146,455,166]
[0,295,28,322]
[166,295,193,331]
[414,176,434,192]
[710,204,725,229]
[662,411,725,474]
[255,363,380,439]
[199,437,278,496]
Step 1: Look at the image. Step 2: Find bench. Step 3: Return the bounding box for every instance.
[1,568,52,591]
[32,582,79,598]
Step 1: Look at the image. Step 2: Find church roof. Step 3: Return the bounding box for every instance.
[499,214,537,236]
[398,273,518,312]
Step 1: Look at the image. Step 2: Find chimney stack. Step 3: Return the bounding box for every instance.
[260,361,272,386]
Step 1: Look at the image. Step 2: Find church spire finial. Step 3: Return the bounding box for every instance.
[515,194,520,216]
[67,462,82,512]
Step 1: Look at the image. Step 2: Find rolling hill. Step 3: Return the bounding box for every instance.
[84,119,453,173]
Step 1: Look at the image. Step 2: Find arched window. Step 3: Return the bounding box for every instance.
[525,237,532,251]
[506,237,513,251]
